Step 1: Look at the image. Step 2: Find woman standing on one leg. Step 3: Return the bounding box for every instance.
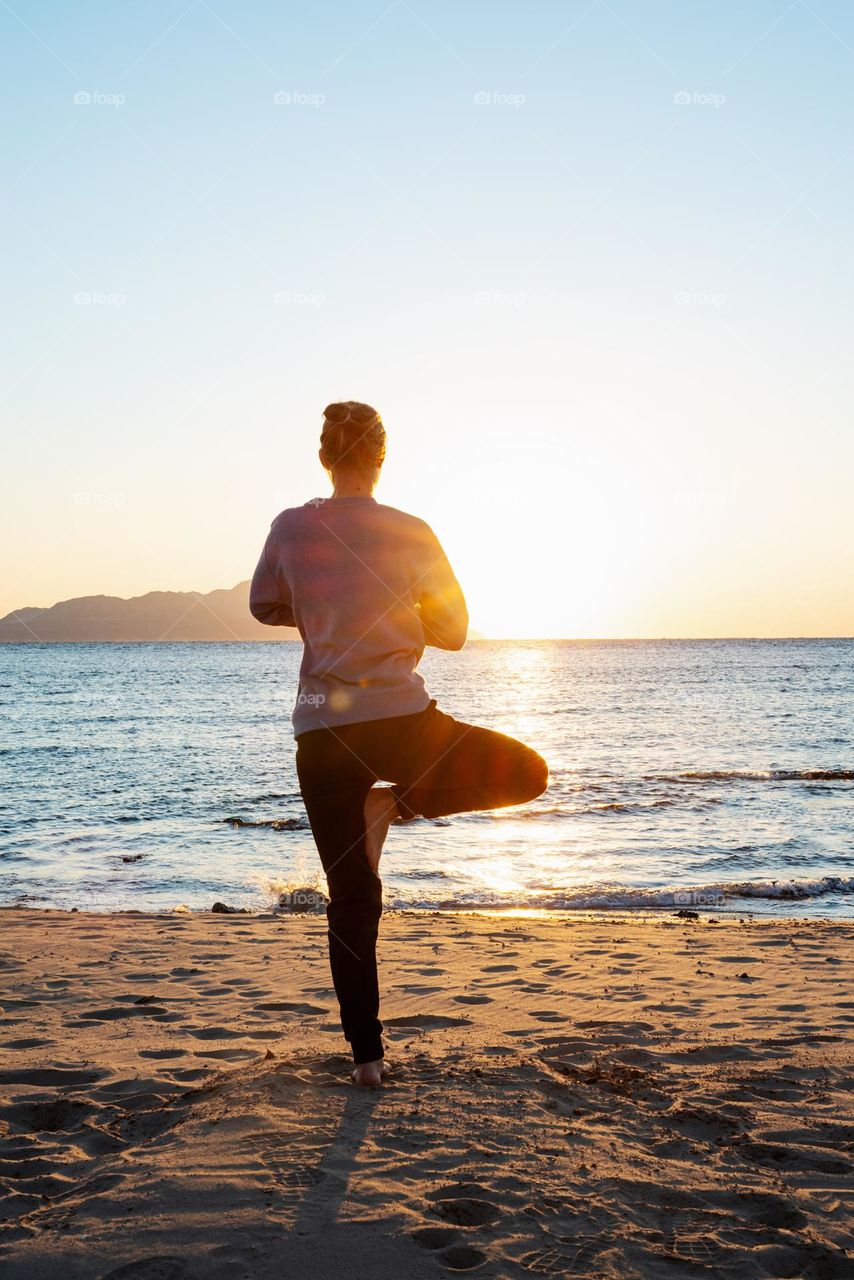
[250,402,549,1085]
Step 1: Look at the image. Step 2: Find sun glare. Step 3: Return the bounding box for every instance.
[433,429,654,638]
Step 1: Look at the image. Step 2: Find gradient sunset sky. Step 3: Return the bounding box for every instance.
[2,1,852,637]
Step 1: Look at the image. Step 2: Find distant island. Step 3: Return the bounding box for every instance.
[0,582,300,643]
[0,582,486,643]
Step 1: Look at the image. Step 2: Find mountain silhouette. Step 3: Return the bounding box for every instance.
[0,582,300,642]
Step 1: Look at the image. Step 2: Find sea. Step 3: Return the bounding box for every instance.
[2,639,853,917]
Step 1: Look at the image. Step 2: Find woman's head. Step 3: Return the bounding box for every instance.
[319,402,386,483]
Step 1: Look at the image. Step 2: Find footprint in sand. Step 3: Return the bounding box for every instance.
[452,995,494,1005]
[412,1184,499,1270]
[432,1199,499,1227]
[192,1047,261,1061]
[520,1243,603,1275]
[185,1026,244,1040]
[426,1184,502,1226]
[439,1245,488,1271]
[765,1032,844,1046]
[412,1226,461,1249]
[385,1014,472,1029]
[254,1001,328,1014]
[667,1043,758,1066]
[480,964,517,973]
[241,1130,329,1200]
[2,1097,94,1132]
[0,1066,106,1088]
[77,1006,170,1021]
[165,1067,211,1082]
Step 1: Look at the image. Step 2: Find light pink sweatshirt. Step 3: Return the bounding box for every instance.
[250,495,468,735]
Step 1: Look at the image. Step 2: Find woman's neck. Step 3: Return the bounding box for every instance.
[331,469,377,499]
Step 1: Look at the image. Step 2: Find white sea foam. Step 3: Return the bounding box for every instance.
[663,769,854,783]
[385,875,854,913]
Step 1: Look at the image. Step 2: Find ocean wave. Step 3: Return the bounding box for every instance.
[465,795,719,821]
[222,815,306,832]
[465,804,568,821]
[583,797,687,814]
[238,791,301,805]
[385,875,854,913]
[397,868,451,880]
[660,769,854,783]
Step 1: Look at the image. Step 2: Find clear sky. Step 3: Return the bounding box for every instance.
[1,1,852,637]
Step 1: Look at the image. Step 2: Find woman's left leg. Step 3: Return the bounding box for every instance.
[388,703,549,821]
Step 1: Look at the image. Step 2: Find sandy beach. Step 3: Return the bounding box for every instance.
[1,907,852,1279]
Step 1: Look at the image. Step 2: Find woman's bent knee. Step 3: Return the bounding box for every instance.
[523,749,549,802]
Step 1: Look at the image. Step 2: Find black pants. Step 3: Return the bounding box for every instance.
[295,701,549,1064]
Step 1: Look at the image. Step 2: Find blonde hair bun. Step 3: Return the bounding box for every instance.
[320,401,386,470]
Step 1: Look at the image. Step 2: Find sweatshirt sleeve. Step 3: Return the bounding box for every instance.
[249,523,296,628]
[416,527,468,651]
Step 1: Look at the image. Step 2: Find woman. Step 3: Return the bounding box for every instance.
[250,402,549,1085]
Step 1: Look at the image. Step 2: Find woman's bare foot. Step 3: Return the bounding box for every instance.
[352,1059,385,1087]
[363,786,399,873]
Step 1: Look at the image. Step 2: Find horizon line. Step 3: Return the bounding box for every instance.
[1,635,852,645]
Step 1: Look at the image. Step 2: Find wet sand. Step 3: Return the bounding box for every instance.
[1,907,852,1278]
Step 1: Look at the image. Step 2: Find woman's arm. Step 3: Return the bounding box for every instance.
[249,527,296,627]
[417,531,468,651]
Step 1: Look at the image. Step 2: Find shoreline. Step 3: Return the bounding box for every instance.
[1,908,852,1277]
[3,899,854,921]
